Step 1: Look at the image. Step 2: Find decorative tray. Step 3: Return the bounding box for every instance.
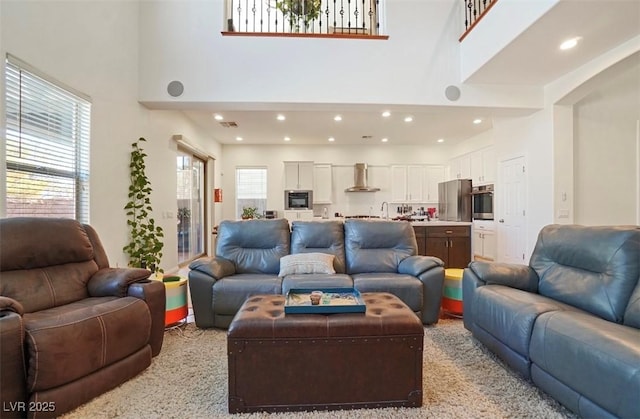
[284,288,366,314]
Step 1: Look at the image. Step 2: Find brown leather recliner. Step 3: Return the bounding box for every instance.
[0,217,166,418]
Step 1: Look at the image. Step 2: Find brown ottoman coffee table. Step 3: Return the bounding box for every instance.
[227,292,424,413]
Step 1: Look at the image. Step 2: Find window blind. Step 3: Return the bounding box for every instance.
[5,55,91,222]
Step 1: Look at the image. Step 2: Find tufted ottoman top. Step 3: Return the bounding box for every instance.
[228,292,423,339]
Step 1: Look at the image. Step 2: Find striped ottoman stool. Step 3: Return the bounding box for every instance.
[163,277,188,327]
[442,268,463,318]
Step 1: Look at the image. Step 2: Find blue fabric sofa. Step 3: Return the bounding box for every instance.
[189,218,445,328]
[463,224,640,418]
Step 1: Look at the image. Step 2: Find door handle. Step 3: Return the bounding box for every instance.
[499,219,504,223]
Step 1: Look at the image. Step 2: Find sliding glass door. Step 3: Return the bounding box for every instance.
[177,152,205,264]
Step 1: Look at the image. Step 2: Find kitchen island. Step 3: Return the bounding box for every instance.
[411,222,471,269]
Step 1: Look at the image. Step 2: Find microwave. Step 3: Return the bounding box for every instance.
[284,190,313,210]
[471,184,494,220]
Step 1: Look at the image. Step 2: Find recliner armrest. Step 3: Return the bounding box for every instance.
[127,280,166,357]
[87,267,152,297]
[398,255,444,277]
[189,256,236,280]
[468,261,539,292]
[0,296,24,316]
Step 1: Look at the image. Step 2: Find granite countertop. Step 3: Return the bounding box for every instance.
[410,220,473,226]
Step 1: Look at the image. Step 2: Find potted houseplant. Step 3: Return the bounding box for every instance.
[241,206,260,220]
[123,137,165,275]
[276,0,322,32]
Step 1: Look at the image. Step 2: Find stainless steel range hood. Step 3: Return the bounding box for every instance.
[345,163,380,192]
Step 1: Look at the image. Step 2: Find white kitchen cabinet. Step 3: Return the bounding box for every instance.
[449,154,471,180]
[313,164,332,204]
[424,165,444,202]
[390,165,423,203]
[284,161,313,190]
[470,147,496,185]
[283,210,314,222]
[473,221,496,261]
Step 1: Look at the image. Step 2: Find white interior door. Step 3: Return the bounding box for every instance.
[497,156,527,264]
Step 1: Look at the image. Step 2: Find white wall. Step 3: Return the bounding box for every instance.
[137,0,542,110]
[0,1,221,272]
[573,57,640,225]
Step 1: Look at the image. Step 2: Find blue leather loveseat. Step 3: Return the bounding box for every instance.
[189,218,445,328]
[463,224,640,418]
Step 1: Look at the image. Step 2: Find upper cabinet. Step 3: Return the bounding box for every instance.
[313,164,332,204]
[449,154,471,180]
[424,166,444,203]
[470,147,496,185]
[391,165,424,203]
[448,146,495,185]
[284,161,313,190]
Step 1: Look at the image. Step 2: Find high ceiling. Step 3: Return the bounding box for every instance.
[182,0,640,146]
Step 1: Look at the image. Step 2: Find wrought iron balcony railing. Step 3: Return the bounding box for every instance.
[460,0,497,41]
[225,0,383,37]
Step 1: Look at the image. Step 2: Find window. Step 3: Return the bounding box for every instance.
[5,55,91,222]
[236,167,267,219]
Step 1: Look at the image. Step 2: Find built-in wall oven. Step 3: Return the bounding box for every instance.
[472,184,494,220]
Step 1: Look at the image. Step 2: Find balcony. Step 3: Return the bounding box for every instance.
[223,0,387,39]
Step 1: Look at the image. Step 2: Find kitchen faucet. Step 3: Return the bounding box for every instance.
[381,201,389,219]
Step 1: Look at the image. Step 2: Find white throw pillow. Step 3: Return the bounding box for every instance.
[278,252,336,277]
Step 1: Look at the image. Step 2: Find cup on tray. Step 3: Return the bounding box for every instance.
[310,291,323,305]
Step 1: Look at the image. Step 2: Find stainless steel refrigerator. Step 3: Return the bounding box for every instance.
[438,179,472,221]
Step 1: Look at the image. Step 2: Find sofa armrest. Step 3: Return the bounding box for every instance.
[468,261,539,292]
[0,296,24,316]
[127,279,166,357]
[398,256,445,325]
[189,256,236,280]
[0,304,28,417]
[87,267,152,297]
[398,255,444,277]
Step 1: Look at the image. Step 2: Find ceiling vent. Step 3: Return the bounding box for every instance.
[345,163,380,192]
[219,121,238,128]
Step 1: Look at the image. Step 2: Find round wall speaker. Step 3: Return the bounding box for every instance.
[445,85,461,101]
[167,80,184,97]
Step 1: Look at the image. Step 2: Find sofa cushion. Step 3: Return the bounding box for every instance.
[344,220,416,274]
[278,252,336,277]
[216,219,290,275]
[212,274,282,315]
[471,285,578,358]
[352,273,423,312]
[530,310,640,418]
[281,274,353,295]
[290,220,346,273]
[23,296,151,392]
[530,224,640,323]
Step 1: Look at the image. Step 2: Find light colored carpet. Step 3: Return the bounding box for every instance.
[63,319,577,418]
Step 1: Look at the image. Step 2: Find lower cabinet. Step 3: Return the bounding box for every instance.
[283,210,314,222]
[414,225,471,269]
[473,227,496,261]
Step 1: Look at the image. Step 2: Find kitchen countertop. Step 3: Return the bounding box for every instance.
[312,217,472,226]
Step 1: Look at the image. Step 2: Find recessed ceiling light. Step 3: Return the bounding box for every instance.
[437,138,445,143]
[213,114,223,121]
[382,111,391,118]
[404,116,413,123]
[284,136,291,142]
[334,115,342,122]
[235,137,243,141]
[473,118,482,124]
[328,137,335,142]
[277,114,286,121]
[381,138,389,143]
[560,37,581,51]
